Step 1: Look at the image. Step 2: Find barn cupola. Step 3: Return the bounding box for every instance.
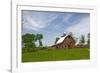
[61,32,66,37]
[67,32,73,37]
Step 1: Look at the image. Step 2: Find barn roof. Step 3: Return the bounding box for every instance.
[56,35,67,44]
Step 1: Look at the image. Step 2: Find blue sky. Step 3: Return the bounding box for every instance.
[22,10,90,46]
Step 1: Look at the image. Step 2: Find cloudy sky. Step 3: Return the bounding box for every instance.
[22,10,90,46]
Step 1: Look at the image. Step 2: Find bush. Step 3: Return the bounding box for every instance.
[24,43,36,52]
[22,47,37,53]
[22,48,28,53]
[39,47,48,50]
[25,43,35,48]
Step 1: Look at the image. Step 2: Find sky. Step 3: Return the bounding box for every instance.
[22,10,90,46]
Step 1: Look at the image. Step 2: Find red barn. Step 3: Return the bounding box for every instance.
[51,34,76,49]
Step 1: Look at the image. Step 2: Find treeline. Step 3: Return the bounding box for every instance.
[74,33,90,46]
[22,33,43,52]
[55,32,90,46]
[79,33,90,45]
[22,32,90,52]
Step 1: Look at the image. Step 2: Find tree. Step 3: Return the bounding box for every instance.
[87,33,90,45]
[36,34,43,47]
[55,37,60,44]
[22,33,36,43]
[80,35,85,44]
[25,42,36,52]
[22,33,36,51]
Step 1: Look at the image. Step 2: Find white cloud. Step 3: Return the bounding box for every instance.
[66,16,90,37]
[63,14,73,22]
[48,14,58,22]
[65,16,90,45]
[23,15,43,31]
[23,13,58,31]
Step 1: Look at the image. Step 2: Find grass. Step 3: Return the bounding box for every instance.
[22,48,90,62]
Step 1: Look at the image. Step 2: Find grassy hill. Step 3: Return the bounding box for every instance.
[22,48,90,62]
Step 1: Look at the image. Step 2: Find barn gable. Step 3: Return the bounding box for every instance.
[51,34,76,49]
[56,35,67,44]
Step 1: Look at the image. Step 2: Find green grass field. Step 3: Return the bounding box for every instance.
[22,48,90,62]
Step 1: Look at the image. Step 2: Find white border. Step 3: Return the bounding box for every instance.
[12,3,97,73]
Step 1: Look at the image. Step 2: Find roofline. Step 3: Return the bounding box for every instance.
[51,35,76,47]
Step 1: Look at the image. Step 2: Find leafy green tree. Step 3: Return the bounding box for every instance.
[87,33,90,45]
[25,43,36,52]
[80,35,85,44]
[22,33,36,51]
[22,33,35,43]
[36,34,43,47]
[55,37,59,44]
